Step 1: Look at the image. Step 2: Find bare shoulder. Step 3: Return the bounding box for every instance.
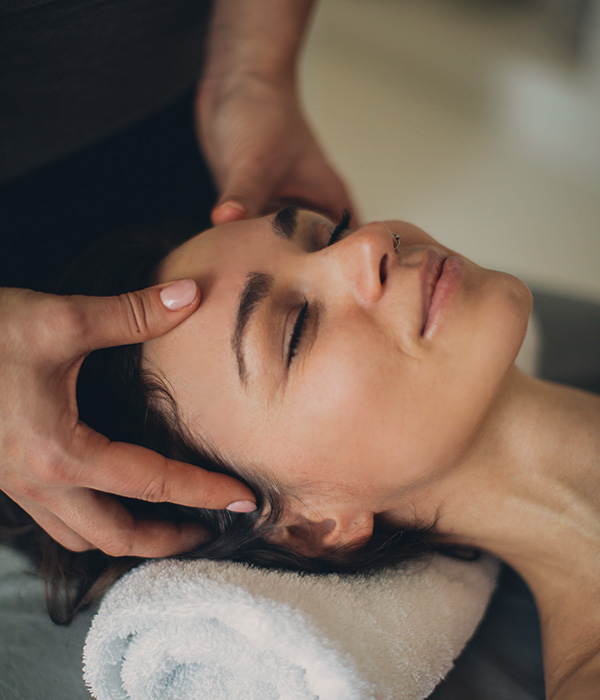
[551,651,600,700]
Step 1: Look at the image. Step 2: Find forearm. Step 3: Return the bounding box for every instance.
[195,0,354,224]
[202,0,316,86]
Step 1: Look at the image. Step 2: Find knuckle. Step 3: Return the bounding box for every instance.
[61,537,93,553]
[120,292,151,339]
[101,539,134,558]
[11,478,42,502]
[4,435,73,495]
[138,473,170,504]
[72,543,94,553]
[38,454,70,486]
[94,510,138,558]
[93,523,135,558]
[2,429,25,467]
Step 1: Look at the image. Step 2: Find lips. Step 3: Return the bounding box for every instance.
[421,250,447,335]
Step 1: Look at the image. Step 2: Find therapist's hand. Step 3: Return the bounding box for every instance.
[196,75,357,226]
[0,283,256,557]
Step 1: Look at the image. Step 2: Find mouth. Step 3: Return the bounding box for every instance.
[421,250,447,335]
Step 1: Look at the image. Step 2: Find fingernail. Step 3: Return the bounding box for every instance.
[226,500,257,513]
[218,201,246,214]
[212,202,247,225]
[160,279,198,311]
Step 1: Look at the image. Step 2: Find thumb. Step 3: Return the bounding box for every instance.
[212,162,277,226]
[67,279,200,354]
[211,200,248,227]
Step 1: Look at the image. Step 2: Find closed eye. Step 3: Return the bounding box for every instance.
[287,300,310,367]
[327,209,352,246]
[284,209,351,371]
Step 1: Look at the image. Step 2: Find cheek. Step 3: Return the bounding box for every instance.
[259,332,391,491]
[445,268,531,386]
[205,267,531,502]
[419,268,532,462]
[268,273,531,495]
[277,328,430,495]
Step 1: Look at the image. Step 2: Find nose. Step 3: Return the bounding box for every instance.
[324,221,394,305]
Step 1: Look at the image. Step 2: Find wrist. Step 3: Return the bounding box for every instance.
[197,67,296,109]
[202,39,298,89]
[200,0,314,89]
[196,65,301,128]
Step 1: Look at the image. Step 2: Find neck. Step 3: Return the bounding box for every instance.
[428,369,599,578]
[403,367,600,691]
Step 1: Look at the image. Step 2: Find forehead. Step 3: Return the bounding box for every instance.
[143,215,287,449]
[160,214,273,284]
[157,207,337,288]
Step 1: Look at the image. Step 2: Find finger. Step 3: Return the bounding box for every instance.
[299,170,359,226]
[8,492,93,552]
[77,431,257,512]
[213,160,279,223]
[62,280,200,355]
[211,201,248,227]
[47,489,210,558]
[283,144,358,224]
[71,490,210,558]
[313,192,361,228]
[260,159,359,226]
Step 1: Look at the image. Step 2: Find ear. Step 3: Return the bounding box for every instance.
[268,508,375,558]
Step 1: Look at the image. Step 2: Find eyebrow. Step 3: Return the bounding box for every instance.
[271,205,299,240]
[232,272,274,385]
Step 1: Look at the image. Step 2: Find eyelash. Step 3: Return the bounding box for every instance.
[287,210,352,368]
[327,209,352,246]
[287,300,309,366]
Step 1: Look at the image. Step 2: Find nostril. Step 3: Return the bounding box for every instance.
[379,254,388,285]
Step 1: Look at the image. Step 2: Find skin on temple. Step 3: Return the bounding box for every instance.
[144,209,600,699]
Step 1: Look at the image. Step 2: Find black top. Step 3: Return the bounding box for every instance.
[0,0,212,184]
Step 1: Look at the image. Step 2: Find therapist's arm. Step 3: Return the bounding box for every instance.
[0,283,256,558]
[196,0,357,226]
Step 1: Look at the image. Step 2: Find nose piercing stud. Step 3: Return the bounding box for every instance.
[391,231,400,251]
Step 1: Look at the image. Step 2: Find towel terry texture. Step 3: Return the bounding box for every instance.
[83,554,499,700]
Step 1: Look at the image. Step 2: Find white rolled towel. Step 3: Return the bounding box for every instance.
[83,554,499,700]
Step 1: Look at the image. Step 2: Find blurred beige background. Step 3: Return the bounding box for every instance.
[301,0,600,302]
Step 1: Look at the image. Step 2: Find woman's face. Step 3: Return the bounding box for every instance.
[145,209,531,546]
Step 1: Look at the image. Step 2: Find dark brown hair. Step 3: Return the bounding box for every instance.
[0,222,469,624]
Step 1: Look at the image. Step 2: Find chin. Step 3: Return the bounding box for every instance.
[496,271,532,358]
[471,271,533,400]
[452,268,531,407]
